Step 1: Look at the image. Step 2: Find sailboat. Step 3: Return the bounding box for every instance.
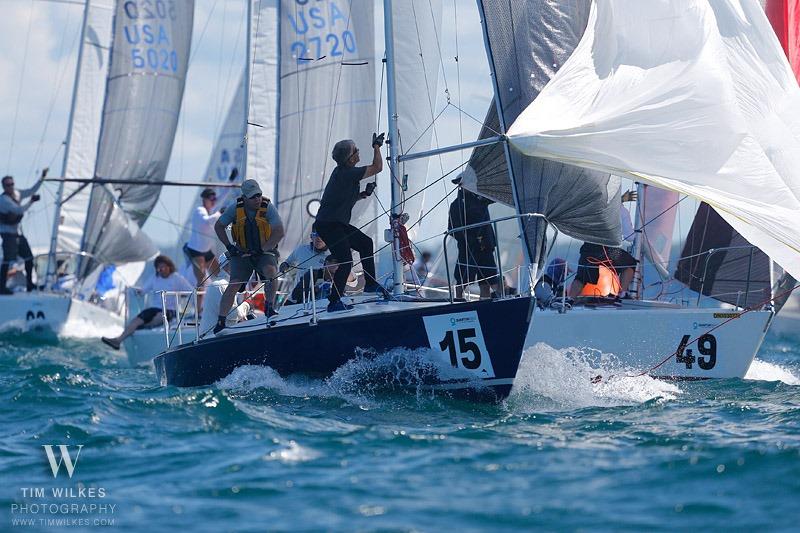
[502,0,800,375]
[0,0,195,339]
[152,0,535,399]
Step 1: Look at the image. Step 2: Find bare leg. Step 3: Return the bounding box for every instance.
[263,265,278,311]
[619,267,635,294]
[109,317,145,344]
[191,256,207,312]
[479,281,491,299]
[218,283,239,321]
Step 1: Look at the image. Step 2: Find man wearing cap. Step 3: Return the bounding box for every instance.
[213,179,284,332]
[184,187,221,309]
[0,169,45,294]
[313,132,385,312]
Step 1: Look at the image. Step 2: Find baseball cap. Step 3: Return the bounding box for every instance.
[241,179,262,198]
[200,187,216,199]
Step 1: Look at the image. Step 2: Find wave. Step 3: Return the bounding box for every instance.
[507,343,681,411]
[744,358,800,385]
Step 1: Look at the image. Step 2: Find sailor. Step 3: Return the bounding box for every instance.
[0,169,45,294]
[184,187,221,311]
[279,231,329,304]
[568,189,638,298]
[213,179,285,333]
[448,176,500,300]
[313,133,386,313]
[101,255,193,350]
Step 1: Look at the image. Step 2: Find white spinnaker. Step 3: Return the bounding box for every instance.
[58,0,114,253]
[392,0,443,240]
[245,0,279,199]
[507,0,800,279]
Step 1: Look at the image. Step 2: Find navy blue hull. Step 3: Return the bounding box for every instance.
[154,297,533,400]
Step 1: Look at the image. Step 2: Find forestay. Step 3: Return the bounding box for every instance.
[508,0,800,280]
[275,0,375,257]
[80,0,194,271]
[466,0,622,265]
[57,0,114,254]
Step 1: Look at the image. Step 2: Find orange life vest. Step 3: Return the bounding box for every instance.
[579,264,621,297]
[230,196,272,251]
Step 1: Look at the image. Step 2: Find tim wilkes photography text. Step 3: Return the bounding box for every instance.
[10,445,117,528]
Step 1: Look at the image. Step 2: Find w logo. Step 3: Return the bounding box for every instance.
[42,445,83,478]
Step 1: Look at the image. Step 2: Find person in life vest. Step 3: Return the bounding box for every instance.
[213,179,285,333]
[0,170,45,294]
[313,133,386,313]
[568,190,638,298]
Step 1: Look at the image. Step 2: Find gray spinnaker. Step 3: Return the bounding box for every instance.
[80,0,195,272]
[275,0,376,258]
[470,0,622,264]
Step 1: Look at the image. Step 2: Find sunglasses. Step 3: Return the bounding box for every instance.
[248,193,262,199]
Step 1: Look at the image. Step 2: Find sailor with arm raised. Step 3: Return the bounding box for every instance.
[0,169,45,294]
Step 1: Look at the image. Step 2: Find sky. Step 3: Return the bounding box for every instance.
[0,0,497,256]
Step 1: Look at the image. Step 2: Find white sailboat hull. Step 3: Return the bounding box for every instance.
[525,304,772,379]
[0,293,123,339]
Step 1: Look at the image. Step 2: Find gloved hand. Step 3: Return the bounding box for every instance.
[40,167,49,179]
[364,182,376,196]
[31,194,41,202]
[226,244,242,257]
[279,262,289,273]
[229,167,239,181]
[372,132,385,148]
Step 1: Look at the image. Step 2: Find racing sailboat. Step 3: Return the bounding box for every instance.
[503,0,800,376]
[1,0,194,339]
[153,0,535,399]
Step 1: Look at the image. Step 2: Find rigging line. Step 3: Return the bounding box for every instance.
[452,0,463,148]
[28,2,78,179]
[401,102,449,156]
[187,0,220,66]
[409,0,446,180]
[212,0,228,137]
[624,194,687,242]
[446,100,502,136]
[6,0,36,173]
[377,55,385,131]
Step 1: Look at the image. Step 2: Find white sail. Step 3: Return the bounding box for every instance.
[245,0,279,198]
[507,0,800,279]
[391,0,443,240]
[275,0,376,256]
[178,74,246,248]
[57,0,114,254]
[80,0,195,271]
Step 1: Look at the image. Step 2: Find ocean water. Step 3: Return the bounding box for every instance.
[1,329,799,532]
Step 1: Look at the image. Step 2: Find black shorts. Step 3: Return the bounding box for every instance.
[575,243,636,285]
[136,307,176,324]
[183,244,215,262]
[454,249,498,285]
[1,233,32,265]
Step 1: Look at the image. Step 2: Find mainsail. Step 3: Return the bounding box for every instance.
[275,0,376,257]
[80,0,195,271]
[55,0,114,255]
[467,0,622,266]
[507,0,800,280]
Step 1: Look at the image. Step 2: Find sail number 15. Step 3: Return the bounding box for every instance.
[439,328,482,370]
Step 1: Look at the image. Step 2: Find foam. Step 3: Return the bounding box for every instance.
[744,358,800,385]
[507,342,680,411]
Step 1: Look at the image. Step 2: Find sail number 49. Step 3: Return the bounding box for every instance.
[675,334,717,370]
[439,328,482,370]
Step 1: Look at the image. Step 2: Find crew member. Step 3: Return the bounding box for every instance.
[101,255,193,350]
[448,176,500,300]
[313,133,386,313]
[184,187,221,310]
[280,231,329,304]
[0,169,45,294]
[213,179,285,333]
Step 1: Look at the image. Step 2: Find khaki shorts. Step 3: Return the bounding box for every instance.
[229,252,279,286]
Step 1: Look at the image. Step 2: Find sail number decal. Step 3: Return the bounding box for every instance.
[423,311,495,378]
[675,334,717,370]
[287,1,358,64]
[122,1,181,73]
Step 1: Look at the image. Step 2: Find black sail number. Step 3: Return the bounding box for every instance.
[439,328,482,370]
[675,333,717,370]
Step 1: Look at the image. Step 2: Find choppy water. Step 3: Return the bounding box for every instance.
[1,328,799,531]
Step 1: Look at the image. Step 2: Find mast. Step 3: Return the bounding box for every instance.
[474,0,536,290]
[630,182,646,299]
[46,0,92,288]
[242,0,252,183]
[383,0,405,296]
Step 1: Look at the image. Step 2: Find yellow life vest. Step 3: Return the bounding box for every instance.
[231,196,272,251]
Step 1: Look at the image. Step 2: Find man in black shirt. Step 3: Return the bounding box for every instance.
[314,133,385,312]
